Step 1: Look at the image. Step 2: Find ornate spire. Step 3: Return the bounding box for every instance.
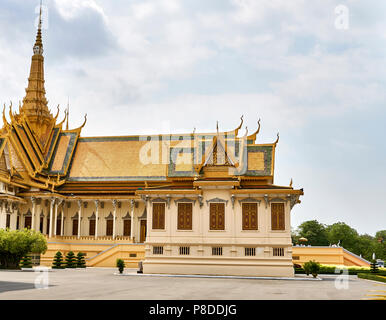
[20,1,55,148]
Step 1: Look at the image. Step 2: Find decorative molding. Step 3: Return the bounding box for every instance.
[112,199,117,209]
[94,200,99,209]
[269,197,287,203]
[150,197,167,204]
[24,209,32,217]
[139,207,147,219]
[71,212,82,220]
[122,211,132,220]
[238,197,261,205]
[198,195,203,208]
[174,197,196,205]
[40,210,45,218]
[140,195,149,204]
[31,197,36,205]
[206,197,228,206]
[77,200,82,209]
[231,194,235,209]
[287,194,298,209]
[83,201,88,209]
[88,212,98,220]
[101,201,105,209]
[263,195,269,209]
[105,212,114,220]
[51,197,56,206]
[130,199,135,211]
[166,195,171,209]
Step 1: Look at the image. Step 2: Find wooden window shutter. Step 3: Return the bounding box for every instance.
[210,203,225,230]
[271,203,285,230]
[153,203,165,230]
[242,203,258,230]
[178,203,193,230]
[89,220,95,236]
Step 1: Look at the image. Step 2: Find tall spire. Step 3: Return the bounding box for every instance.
[20,0,55,148]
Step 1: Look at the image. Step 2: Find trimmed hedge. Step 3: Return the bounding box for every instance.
[357,273,386,283]
[294,266,386,276]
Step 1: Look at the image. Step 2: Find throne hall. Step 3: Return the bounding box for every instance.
[0,9,304,277]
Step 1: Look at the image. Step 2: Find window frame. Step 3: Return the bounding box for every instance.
[152,202,166,230]
[241,202,258,230]
[209,203,225,231]
[177,202,193,231]
[271,202,285,231]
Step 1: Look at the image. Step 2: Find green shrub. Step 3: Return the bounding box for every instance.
[116,259,125,274]
[303,260,321,278]
[76,252,86,268]
[370,260,379,274]
[357,273,386,283]
[20,255,32,268]
[52,251,64,269]
[65,251,77,268]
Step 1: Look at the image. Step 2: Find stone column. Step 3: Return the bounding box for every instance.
[54,199,58,236]
[112,200,117,239]
[10,203,18,230]
[0,200,6,229]
[49,198,55,237]
[31,197,36,231]
[77,200,82,239]
[61,202,64,236]
[130,200,135,242]
[94,200,99,239]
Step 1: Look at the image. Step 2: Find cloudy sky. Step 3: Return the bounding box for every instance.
[0,0,385,236]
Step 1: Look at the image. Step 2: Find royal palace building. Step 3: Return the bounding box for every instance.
[0,11,303,277]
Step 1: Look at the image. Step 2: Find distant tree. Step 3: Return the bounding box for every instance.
[52,251,64,269]
[65,251,77,268]
[355,234,376,261]
[374,230,386,261]
[326,222,359,252]
[291,228,300,245]
[76,252,86,268]
[296,220,329,246]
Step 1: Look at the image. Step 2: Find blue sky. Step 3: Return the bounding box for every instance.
[0,0,385,235]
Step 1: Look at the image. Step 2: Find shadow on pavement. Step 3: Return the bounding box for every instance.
[0,281,55,293]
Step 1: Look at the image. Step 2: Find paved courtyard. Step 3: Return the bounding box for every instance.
[0,268,383,300]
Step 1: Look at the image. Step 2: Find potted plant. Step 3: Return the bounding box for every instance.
[65,251,77,268]
[76,252,86,268]
[116,258,125,274]
[52,251,65,269]
[303,260,321,278]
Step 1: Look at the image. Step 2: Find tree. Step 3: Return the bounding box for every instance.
[65,251,77,268]
[52,251,64,269]
[296,220,329,246]
[76,252,86,268]
[355,234,376,261]
[374,230,386,261]
[326,222,359,252]
[0,228,47,269]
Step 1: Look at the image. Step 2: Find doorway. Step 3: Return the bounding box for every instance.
[140,220,147,243]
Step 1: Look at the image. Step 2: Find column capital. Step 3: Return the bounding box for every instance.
[94,199,100,209]
[77,200,82,209]
[50,197,56,206]
[112,199,117,208]
[31,196,36,204]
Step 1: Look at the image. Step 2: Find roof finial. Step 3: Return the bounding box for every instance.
[33,0,44,54]
[216,121,219,134]
[66,97,70,130]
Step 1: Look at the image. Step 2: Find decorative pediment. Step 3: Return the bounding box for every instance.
[24,209,32,217]
[71,212,82,220]
[105,212,114,220]
[195,135,237,174]
[174,197,196,205]
[122,211,132,220]
[88,212,97,220]
[206,197,228,206]
[238,197,261,204]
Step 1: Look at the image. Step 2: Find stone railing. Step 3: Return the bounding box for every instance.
[45,235,133,243]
